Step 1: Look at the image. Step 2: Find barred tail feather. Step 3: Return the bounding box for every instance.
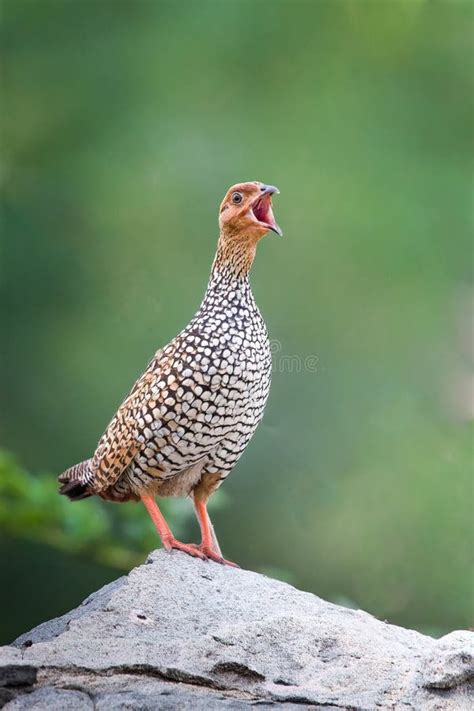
[58,459,93,500]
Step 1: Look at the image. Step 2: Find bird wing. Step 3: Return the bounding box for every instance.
[89,369,157,492]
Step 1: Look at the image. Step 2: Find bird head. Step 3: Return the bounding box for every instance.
[219,182,282,239]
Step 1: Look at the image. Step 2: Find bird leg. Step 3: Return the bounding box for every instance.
[141,494,206,560]
[193,496,239,567]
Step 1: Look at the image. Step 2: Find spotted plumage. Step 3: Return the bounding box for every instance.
[59,181,281,565]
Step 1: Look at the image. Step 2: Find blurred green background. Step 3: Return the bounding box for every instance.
[1,0,472,643]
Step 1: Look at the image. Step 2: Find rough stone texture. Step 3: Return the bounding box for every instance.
[0,550,472,710]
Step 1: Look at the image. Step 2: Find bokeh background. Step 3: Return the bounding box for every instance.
[1,0,472,643]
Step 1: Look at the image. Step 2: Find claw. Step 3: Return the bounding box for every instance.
[163,537,208,560]
[199,545,239,567]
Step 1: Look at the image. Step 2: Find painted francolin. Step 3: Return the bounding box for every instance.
[59,182,281,566]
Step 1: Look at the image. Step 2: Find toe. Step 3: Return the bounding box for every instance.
[164,539,208,560]
[201,547,239,567]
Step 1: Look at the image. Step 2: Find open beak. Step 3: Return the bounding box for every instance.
[251,184,283,236]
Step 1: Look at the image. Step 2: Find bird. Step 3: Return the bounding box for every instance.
[58,181,281,566]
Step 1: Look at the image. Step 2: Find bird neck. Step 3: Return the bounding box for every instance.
[198,232,258,310]
[211,230,257,282]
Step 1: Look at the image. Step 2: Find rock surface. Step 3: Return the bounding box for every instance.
[0,550,472,710]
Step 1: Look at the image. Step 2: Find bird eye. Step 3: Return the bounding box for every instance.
[231,192,243,204]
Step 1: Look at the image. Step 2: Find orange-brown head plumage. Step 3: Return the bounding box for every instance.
[219,181,282,239]
[215,181,281,276]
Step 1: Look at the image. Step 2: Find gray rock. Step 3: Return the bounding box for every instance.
[3,688,94,711]
[422,631,474,691]
[1,549,472,710]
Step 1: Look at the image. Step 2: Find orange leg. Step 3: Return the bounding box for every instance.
[141,494,206,560]
[193,497,239,567]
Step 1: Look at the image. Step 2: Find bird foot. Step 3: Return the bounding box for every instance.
[198,545,240,568]
[162,538,207,560]
[162,537,238,567]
